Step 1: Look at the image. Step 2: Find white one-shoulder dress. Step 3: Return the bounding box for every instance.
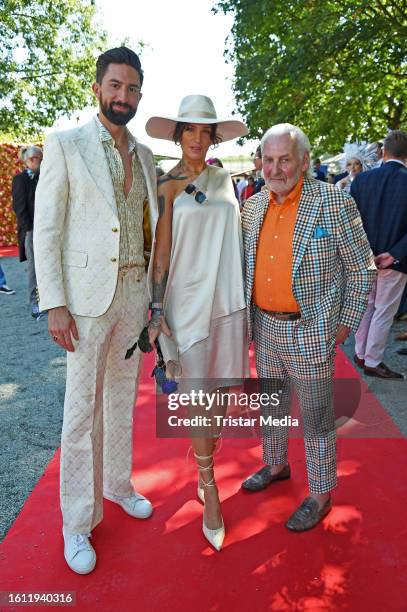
[157,164,249,391]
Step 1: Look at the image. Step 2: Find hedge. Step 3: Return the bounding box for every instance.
[0,144,24,247]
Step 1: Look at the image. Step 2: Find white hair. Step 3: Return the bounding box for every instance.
[19,145,43,163]
[261,123,312,177]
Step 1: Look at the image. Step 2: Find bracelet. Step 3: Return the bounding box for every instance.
[149,317,162,329]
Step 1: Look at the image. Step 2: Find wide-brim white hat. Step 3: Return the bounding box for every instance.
[145,95,248,142]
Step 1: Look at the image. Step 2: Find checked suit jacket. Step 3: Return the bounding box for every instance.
[242,176,376,363]
[34,118,158,317]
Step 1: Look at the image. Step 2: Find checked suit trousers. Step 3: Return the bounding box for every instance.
[254,307,337,494]
[60,268,149,534]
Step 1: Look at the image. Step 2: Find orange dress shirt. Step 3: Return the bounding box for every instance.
[253,176,303,312]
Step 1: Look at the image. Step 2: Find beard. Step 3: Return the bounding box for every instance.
[99,95,137,126]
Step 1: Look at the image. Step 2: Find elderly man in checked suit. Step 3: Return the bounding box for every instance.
[34,47,158,574]
[241,124,375,531]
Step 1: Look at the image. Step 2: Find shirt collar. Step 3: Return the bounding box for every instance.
[385,159,405,166]
[269,175,304,206]
[94,115,137,154]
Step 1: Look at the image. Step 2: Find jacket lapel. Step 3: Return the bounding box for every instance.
[73,119,117,217]
[246,190,270,304]
[136,143,158,237]
[292,177,322,277]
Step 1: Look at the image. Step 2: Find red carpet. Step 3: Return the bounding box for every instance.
[0,350,406,611]
[0,245,18,257]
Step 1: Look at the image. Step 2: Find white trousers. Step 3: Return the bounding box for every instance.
[60,268,149,534]
[355,268,407,367]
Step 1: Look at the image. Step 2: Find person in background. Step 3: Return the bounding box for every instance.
[243,175,255,202]
[12,145,43,318]
[312,158,326,181]
[0,263,15,295]
[336,143,376,193]
[236,173,248,206]
[253,145,265,194]
[395,285,407,321]
[333,168,348,184]
[372,141,384,168]
[351,130,407,379]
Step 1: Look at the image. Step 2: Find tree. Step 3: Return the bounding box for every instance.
[0,0,107,140]
[213,0,407,152]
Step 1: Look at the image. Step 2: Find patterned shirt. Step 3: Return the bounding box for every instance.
[95,115,147,268]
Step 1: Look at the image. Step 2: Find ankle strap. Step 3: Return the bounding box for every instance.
[194,453,213,461]
[194,453,214,472]
[194,453,215,487]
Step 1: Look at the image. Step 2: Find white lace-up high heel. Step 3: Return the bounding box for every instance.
[195,452,225,551]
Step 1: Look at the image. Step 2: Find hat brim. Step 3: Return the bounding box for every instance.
[145,116,248,143]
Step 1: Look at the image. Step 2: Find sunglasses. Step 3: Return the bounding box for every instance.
[185,183,207,204]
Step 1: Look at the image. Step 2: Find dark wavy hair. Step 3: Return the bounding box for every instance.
[96,46,144,86]
[172,122,222,146]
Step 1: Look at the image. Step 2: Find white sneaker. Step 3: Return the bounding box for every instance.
[104,491,153,519]
[63,532,96,574]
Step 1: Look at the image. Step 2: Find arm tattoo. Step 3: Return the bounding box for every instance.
[157,171,187,186]
[152,264,169,304]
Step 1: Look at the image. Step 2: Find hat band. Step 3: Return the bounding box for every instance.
[178,110,217,119]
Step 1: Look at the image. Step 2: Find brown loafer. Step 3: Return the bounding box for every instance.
[353,354,365,368]
[364,362,404,379]
[241,464,291,492]
[396,331,407,341]
[285,496,332,532]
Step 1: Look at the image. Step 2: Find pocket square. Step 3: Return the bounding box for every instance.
[313,226,330,239]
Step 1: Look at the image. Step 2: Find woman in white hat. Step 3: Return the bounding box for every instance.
[146,95,249,551]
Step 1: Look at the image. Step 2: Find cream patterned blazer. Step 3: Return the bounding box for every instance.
[33,118,158,316]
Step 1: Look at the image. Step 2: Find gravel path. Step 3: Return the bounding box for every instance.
[1,256,65,541]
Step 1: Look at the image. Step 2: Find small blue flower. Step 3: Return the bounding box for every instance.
[162,379,178,394]
[152,366,178,394]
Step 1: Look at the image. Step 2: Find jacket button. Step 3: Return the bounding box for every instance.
[112,227,118,232]
[110,257,117,262]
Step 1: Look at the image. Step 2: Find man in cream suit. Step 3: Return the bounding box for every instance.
[241,124,375,531]
[34,47,158,574]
